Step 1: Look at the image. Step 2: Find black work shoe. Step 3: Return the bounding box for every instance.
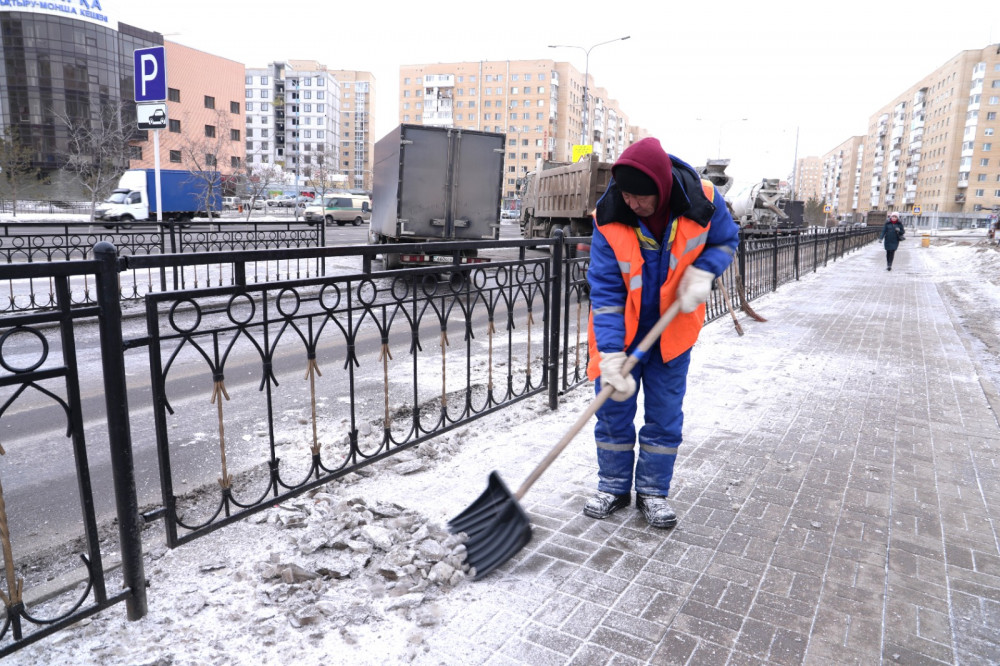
[583,491,630,519]
[887,266,892,271]
[636,494,677,529]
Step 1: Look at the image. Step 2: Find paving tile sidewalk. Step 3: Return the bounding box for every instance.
[418,240,1000,665]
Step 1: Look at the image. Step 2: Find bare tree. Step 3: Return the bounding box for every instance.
[0,126,39,217]
[240,159,283,222]
[305,148,346,204]
[177,109,239,218]
[55,100,139,222]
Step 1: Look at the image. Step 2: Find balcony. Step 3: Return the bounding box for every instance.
[955,194,966,203]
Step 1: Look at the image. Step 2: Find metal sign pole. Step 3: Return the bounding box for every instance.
[153,129,163,223]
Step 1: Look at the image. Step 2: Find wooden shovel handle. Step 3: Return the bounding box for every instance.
[514,301,683,500]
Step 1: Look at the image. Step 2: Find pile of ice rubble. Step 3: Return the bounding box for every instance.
[26,433,484,664]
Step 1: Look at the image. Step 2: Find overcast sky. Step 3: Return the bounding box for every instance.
[115,0,998,189]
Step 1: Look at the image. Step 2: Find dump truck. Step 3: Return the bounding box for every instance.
[517,157,613,249]
[368,124,504,269]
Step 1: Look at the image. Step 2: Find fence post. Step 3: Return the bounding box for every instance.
[547,230,564,410]
[93,242,148,621]
[793,232,800,281]
[771,229,779,291]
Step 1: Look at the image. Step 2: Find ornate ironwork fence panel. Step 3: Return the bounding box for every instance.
[140,250,554,546]
[0,251,145,657]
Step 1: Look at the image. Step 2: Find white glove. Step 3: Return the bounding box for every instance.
[598,352,637,401]
[677,266,715,313]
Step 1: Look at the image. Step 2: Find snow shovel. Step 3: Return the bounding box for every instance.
[449,301,683,580]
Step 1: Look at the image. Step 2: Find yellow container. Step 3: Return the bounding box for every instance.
[921,235,930,248]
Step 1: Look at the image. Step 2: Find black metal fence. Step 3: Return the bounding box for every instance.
[0,221,326,312]
[0,225,877,657]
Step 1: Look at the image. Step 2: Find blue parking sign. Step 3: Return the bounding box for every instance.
[134,46,166,102]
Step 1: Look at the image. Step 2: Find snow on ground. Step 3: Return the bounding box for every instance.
[6,230,1000,666]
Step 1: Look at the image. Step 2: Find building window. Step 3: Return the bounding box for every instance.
[975,189,984,196]
[205,125,216,138]
[260,90,268,98]
[245,89,252,98]
[984,143,993,151]
[169,119,181,133]
[317,130,324,139]
[206,154,217,167]
[168,88,180,102]
[246,140,253,151]
[231,129,241,141]
[261,103,269,111]
[230,101,240,114]
[245,102,253,111]
[261,141,268,150]
[130,146,142,160]
[231,156,241,168]
[245,75,253,85]
[317,91,324,100]
[204,95,215,109]
[261,76,268,85]
[169,150,181,163]
[304,91,312,99]
[261,129,269,138]
[981,159,990,166]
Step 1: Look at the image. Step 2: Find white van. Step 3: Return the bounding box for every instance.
[303,193,371,226]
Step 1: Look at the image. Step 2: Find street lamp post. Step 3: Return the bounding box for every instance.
[549,36,630,150]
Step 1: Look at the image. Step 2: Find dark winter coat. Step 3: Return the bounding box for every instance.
[879,220,904,251]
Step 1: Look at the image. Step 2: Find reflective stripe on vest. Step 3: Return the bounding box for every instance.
[587,179,716,379]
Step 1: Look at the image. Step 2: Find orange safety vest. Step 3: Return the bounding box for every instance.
[586,179,716,380]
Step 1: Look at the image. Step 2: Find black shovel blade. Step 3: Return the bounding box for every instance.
[448,471,533,580]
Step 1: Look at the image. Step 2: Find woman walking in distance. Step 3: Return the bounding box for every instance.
[879,211,905,271]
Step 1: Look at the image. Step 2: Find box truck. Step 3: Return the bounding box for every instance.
[368,124,504,269]
[95,169,222,223]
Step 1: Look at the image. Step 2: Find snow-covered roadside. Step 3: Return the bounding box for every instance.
[7,234,1000,666]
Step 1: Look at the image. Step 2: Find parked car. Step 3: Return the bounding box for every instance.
[266,195,297,208]
[242,197,264,210]
[221,196,240,210]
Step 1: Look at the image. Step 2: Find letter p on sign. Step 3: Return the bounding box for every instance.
[133,46,167,102]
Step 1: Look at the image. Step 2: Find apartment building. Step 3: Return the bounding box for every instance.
[327,69,376,192]
[244,61,342,187]
[846,43,1000,216]
[793,156,823,203]
[130,41,246,176]
[398,59,635,204]
[819,136,864,219]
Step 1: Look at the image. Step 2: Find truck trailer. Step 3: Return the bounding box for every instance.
[368,124,504,269]
[95,169,222,223]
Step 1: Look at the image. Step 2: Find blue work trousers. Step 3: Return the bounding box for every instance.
[593,346,691,497]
